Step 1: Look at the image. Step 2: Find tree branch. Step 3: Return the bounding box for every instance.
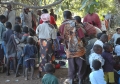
[0,0,64,9]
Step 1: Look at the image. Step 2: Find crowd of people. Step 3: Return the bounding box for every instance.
[0,3,120,84]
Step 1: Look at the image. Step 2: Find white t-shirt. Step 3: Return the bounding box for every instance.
[115,45,120,56]
[4,10,16,29]
[89,53,105,71]
[112,33,120,45]
[36,22,57,39]
[89,69,106,84]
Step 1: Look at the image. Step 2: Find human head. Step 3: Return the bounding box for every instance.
[93,44,102,54]
[116,37,120,45]
[97,33,103,39]
[63,10,72,19]
[42,9,48,14]
[103,43,113,52]
[23,26,28,33]
[27,37,34,45]
[24,7,29,14]
[100,34,108,43]
[116,28,120,34]
[41,13,50,22]
[6,22,12,29]
[37,10,41,16]
[7,4,12,10]
[92,60,101,70]
[14,24,21,33]
[74,16,82,24]
[29,28,36,36]
[0,15,6,23]
[44,63,55,73]
[15,16,21,24]
[50,8,54,13]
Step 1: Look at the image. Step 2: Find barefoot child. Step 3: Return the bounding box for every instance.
[22,37,37,80]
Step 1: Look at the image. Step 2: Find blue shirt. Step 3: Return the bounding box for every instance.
[42,73,59,84]
[0,22,6,44]
[89,69,106,84]
[23,44,37,61]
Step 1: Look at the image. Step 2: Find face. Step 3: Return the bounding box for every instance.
[108,46,113,52]
[24,8,29,13]
[7,4,12,10]
[50,9,54,13]
[97,47,102,54]
[2,18,6,23]
[117,29,120,34]
[37,10,41,15]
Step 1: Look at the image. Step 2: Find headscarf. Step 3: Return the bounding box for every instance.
[41,13,50,22]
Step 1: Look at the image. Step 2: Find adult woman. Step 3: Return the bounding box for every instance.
[36,13,57,77]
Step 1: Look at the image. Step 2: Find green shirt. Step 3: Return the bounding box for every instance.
[42,73,59,84]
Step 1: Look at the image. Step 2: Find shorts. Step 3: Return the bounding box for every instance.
[25,59,35,68]
[104,72,115,83]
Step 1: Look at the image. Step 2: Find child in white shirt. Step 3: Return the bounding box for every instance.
[89,60,106,84]
[89,44,105,71]
[115,37,120,56]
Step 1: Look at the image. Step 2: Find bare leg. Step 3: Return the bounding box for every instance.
[6,58,10,76]
[25,68,28,80]
[31,66,34,80]
[15,64,20,77]
[13,58,16,73]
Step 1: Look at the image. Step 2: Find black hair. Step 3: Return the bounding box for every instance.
[27,37,34,44]
[59,39,64,44]
[15,16,21,20]
[0,15,6,21]
[23,26,28,33]
[63,10,72,19]
[74,16,82,23]
[92,60,101,70]
[116,37,120,45]
[97,33,103,39]
[44,63,55,73]
[42,9,48,13]
[103,43,112,52]
[116,28,120,32]
[6,22,12,29]
[29,28,35,36]
[14,24,21,33]
[93,44,102,53]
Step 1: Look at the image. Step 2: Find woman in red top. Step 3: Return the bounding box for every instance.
[39,9,57,29]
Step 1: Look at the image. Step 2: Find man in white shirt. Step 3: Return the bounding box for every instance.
[20,7,32,28]
[4,4,16,30]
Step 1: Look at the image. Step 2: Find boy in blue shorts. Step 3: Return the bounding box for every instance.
[22,37,37,80]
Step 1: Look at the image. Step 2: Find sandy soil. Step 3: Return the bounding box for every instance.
[0,68,68,84]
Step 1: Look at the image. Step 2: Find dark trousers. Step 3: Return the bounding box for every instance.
[68,57,87,79]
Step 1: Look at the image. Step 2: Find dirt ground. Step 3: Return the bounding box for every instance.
[0,68,68,84]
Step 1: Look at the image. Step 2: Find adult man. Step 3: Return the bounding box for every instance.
[50,8,57,21]
[4,4,15,30]
[83,10,101,29]
[59,10,86,84]
[20,7,32,28]
[37,10,41,25]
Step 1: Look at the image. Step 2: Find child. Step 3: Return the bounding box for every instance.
[115,37,120,56]
[2,22,13,57]
[15,26,29,77]
[23,37,37,80]
[42,63,59,84]
[89,44,105,71]
[102,43,115,84]
[0,15,6,63]
[89,60,106,84]
[112,28,120,46]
